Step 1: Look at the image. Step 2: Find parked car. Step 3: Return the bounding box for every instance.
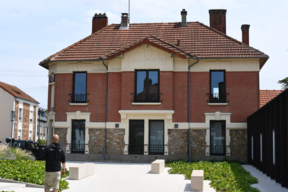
[6,138,46,160]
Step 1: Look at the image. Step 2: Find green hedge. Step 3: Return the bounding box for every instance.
[166,160,259,192]
[0,160,69,192]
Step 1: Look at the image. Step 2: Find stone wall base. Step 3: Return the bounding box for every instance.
[66,154,247,163]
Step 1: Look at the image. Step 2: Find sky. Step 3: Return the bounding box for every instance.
[0,0,287,109]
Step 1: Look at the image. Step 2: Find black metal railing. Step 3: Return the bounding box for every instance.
[127,144,166,155]
[69,93,89,103]
[67,143,87,154]
[209,93,227,103]
[128,144,144,155]
[210,145,226,156]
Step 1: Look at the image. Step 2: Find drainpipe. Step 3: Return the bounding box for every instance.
[102,60,108,162]
[188,56,199,163]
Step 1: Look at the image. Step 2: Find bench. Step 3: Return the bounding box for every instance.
[69,163,94,180]
[191,170,204,191]
[151,159,165,174]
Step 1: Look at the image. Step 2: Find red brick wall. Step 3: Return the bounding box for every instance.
[22,103,30,140]
[54,73,106,122]
[120,71,174,111]
[33,106,36,141]
[107,73,121,122]
[173,72,188,122]
[190,71,259,123]
[14,101,19,139]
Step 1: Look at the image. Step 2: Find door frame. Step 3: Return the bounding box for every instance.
[71,120,86,154]
[128,120,144,155]
[210,120,226,156]
[149,120,164,155]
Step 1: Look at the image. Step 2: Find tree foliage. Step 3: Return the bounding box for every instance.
[278,77,288,89]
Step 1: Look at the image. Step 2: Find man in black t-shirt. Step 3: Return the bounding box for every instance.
[43,134,66,192]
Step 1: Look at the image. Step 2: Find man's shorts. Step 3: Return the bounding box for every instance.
[45,171,61,190]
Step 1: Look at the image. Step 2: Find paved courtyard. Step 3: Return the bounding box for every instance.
[8,162,288,192]
[64,161,215,192]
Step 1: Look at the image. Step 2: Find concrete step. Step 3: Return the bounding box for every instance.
[14,187,46,192]
[0,182,26,191]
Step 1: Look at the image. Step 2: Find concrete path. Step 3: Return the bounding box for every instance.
[64,162,215,192]
[242,165,288,192]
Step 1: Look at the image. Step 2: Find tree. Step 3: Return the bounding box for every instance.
[278,77,288,89]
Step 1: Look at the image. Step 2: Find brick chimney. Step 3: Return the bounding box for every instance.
[209,9,227,34]
[120,13,129,30]
[241,24,250,45]
[92,13,108,34]
[181,9,187,27]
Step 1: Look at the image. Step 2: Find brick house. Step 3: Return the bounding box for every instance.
[0,81,39,143]
[39,9,269,162]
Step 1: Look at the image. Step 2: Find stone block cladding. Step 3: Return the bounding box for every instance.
[168,129,188,155]
[106,129,125,154]
[89,129,105,154]
[190,129,206,156]
[168,129,206,156]
[89,129,125,154]
[22,103,30,140]
[190,72,259,123]
[54,128,67,149]
[230,129,247,157]
[14,101,19,139]
[54,73,106,122]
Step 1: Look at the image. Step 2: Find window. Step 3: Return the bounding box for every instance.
[43,127,46,136]
[135,70,159,102]
[210,70,226,103]
[19,108,22,121]
[29,131,32,140]
[18,130,22,140]
[210,121,226,156]
[37,125,40,134]
[30,110,33,124]
[73,72,87,103]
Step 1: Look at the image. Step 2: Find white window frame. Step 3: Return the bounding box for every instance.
[30,110,33,124]
[19,108,23,122]
[18,130,22,140]
[29,131,32,140]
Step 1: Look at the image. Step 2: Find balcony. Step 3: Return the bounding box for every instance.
[69,93,89,103]
[209,93,227,103]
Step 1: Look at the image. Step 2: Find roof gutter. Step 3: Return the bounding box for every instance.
[188,56,200,163]
[102,59,108,162]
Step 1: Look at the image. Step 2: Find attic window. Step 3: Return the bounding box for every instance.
[196,41,201,44]
[95,43,99,46]
[13,90,21,95]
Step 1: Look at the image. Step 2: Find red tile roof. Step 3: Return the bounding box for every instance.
[259,90,283,108]
[0,81,39,104]
[40,22,269,69]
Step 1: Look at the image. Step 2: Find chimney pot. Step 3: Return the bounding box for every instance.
[120,13,129,30]
[181,9,187,27]
[209,9,227,34]
[241,24,250,45]
[92,13,108,34]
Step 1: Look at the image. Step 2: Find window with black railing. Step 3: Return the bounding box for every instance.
[72,72,87,103]
[134,70,159,102]
[210,70,226,103]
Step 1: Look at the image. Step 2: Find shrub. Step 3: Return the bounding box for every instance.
[0,147,35,160]
[0,160,69,192]
[37,139,47,145]
[166,160,259,192]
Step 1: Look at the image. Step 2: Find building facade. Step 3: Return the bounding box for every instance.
[40,9,269,162]
[36,108,48,141]
[0,81,39,143]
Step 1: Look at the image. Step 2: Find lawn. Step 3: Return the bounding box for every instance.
[166,160,259,192]
[0,160,69,192]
